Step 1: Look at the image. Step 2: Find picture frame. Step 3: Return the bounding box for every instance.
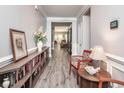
[10,29,28,62]
[110,20,118,29]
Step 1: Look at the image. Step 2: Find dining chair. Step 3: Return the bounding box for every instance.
[68,50,92,84]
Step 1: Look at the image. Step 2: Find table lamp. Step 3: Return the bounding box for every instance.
[89,46,107,68]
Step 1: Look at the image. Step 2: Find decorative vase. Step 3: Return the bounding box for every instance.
[2,78,10,88]
[37,41,43,52]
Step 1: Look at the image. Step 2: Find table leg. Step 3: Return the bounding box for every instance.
[77,73,79,85]
[79,76,82,88]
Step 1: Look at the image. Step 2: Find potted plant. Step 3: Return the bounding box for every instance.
[33,31,47,52]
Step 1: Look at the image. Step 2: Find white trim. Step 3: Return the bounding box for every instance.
[106,53,124,64]
[76,5,91,18]
[0,47,37,68]
[71,54,79,56]
[47,17,77,21]
[28,47,37,54]
[0,55,13,68]
[110,65,124,88]
[46,17,77,56]
[76,6,85,18]
[108,60,124,88]
[38,6,47,17]
[0,47,37,63]
[104,53,124,78]
[111,61,124,73]
[0,55,13,63]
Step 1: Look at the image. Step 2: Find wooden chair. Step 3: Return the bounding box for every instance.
[99,77,124,88]
[69,50,92,84]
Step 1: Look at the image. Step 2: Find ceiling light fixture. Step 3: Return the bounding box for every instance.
[35,5,39,11]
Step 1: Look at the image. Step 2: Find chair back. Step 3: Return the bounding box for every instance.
[68,50,92,66]
[82,50,92,60]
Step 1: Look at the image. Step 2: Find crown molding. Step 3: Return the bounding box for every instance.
[76,5,91,18]
[38,5,47,17]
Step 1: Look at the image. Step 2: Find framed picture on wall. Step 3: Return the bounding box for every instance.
[10,29,28,62]
[110,20,118,29]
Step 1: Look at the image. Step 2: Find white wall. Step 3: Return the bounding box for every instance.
[0,5,46,67]
[90,5,124,86]
[91,5,124,58]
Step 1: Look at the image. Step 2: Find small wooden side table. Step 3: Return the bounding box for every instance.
[78,68,111,88]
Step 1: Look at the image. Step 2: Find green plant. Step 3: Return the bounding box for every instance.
[33,31,47,44]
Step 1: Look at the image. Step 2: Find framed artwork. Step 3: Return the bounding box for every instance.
[110,20,118,29]
[10,29,28,62]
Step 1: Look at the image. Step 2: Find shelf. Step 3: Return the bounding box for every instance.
[0,47,49,74]
[12,61,42,88]
[31,62,42,74]
[32,71,42,87]
[0,47,49,88]
[12,73,30,88]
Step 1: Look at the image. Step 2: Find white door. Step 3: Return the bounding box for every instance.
[77,15,90,55]
[77,18,83,55]
[82,15,90,50]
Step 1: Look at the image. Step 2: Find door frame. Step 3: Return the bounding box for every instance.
[46,17,77,57]
[77,7,91,55]
[83,7,91,49]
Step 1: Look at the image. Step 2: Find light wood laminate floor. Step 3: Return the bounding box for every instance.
[35,45,78,88]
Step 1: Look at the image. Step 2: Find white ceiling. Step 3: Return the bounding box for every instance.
[40,5,83,17]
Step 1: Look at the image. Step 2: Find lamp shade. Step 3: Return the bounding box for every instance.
[89,46,107,60]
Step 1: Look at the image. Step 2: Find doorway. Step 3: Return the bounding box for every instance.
[51,22,72,54]
[77,8,91,54]
[83,8,91,49]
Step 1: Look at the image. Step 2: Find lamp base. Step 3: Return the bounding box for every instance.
[92,60,100,68]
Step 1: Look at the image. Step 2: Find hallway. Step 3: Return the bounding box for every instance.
[35,45,78,88]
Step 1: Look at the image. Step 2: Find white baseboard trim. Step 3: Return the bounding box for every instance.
[0,47,38,68]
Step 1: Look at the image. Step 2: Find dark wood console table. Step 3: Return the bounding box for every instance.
[0,47,49,88]
[78,68,111,88]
